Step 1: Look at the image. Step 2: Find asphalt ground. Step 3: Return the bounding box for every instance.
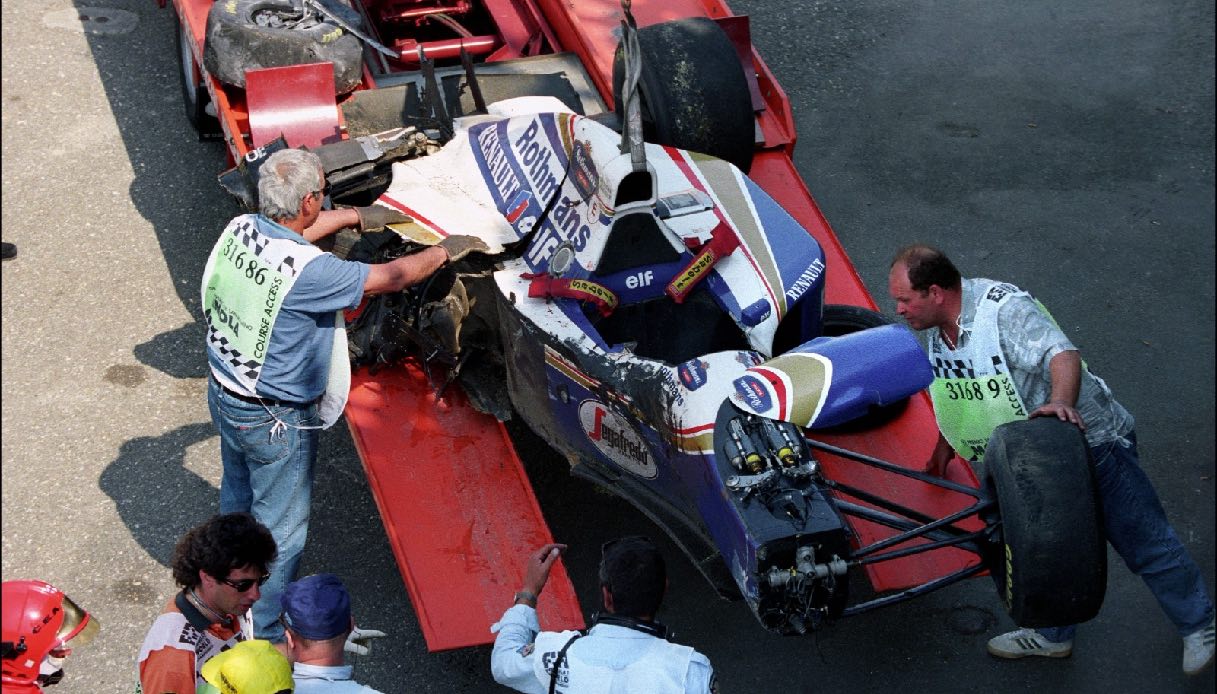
[1,0,1212,692]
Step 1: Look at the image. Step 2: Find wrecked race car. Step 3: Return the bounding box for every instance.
[363,100,947,632]
[185,0,1106,647]
[329,93,1106,634]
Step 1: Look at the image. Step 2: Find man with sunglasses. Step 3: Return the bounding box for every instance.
[136,513,277,694]
[202,147,489,644]
[490,537,717,694]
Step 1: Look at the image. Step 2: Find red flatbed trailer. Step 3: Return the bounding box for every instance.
[163,0,981,651]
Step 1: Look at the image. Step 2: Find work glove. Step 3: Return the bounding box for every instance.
[419,277,471,355]
[344,626,387,656]
[355,205,412,232]
[437,235,490,262]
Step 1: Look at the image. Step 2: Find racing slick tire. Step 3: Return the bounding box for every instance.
[984,417,1107,628]
[820,304,891,335]
[202,0,365,95]
[775,302,891,356]
[612,18,756,173]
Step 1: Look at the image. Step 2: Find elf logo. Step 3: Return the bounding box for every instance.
[625,270,654,289]
[579,400,657,479]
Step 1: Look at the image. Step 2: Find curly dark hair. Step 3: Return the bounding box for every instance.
[171,513,277,589]
[891,244,962,293]
[598,536,666,619]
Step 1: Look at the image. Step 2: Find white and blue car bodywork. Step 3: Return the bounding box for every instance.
[374,98,936,631]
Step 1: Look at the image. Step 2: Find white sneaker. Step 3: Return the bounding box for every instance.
[987,628,1073,659]
[1183,617,1216,675]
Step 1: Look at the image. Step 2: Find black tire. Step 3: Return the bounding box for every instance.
[774,302,892,355]
[202,0,365,94]
[984,418,1106,627]
[821,304,891,335]
[175,10,222,138]
[612,18,755,173]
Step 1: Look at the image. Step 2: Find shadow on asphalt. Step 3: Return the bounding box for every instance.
[134,321,209,379]
[81,3,232,562]
[98,421,220,566]
[75,1,236,379]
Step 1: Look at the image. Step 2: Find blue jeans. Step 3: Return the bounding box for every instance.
[1038,431,1214,643]
[208,378,320,642]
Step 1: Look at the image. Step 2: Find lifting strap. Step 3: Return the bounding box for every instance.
[460,47,487,114]
[419,47,453,141]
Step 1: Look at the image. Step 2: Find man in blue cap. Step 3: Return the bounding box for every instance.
[280,575,384,693]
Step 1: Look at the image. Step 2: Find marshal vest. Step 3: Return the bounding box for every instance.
[927,279,1030,463]
[201,214,350,428]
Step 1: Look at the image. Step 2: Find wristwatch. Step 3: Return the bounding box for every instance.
[513,590,538,608]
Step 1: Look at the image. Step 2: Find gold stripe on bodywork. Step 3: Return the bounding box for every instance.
[675,430,715,455]
[689,153,786,317]
[544,345,599,391]
[760,352,831,427]
[558,112,575,154]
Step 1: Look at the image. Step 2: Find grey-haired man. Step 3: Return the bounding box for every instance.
[202,147,489,643]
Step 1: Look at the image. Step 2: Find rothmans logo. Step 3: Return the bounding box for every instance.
[732,375,773,413]
[678,358,710,391]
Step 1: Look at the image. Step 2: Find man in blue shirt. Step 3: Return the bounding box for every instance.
[202,147,488,643]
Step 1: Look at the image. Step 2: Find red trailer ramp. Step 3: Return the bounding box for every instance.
[345,363,585,651]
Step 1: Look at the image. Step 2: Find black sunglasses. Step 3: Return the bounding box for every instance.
[221,573,271,592]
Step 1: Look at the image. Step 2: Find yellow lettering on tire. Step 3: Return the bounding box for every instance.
[1004,543,1014,609]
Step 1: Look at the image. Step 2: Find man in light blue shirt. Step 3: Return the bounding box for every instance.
[203,147,489,643]
[491,538,717,694]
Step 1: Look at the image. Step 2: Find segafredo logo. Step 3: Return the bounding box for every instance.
[579,400,656,479]
[732,375,773,413]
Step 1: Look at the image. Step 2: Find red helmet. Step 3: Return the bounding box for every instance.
[2,581,99,687]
